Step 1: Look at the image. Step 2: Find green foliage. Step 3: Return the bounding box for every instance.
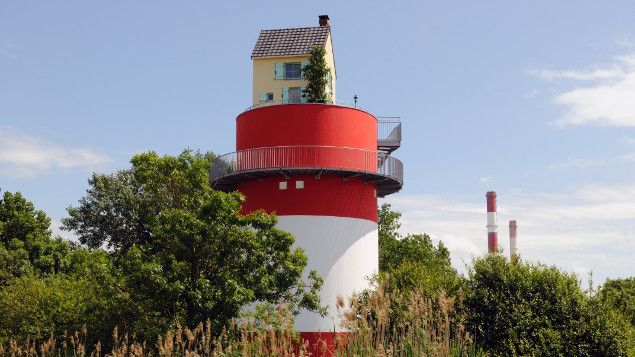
[301,46,329,103]
[62,150,323,340]
[378,203,462,296]
[599,278,635,327]
[0,190,121,344]
[598,278,635,354]
[465,254,629,356]
[378,203,402,252]
[0,191,73,284]
[0,250,120,345]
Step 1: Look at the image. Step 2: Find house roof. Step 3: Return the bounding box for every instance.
[251,26,330,58]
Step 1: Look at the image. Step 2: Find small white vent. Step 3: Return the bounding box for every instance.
[279,181,287,190]
[296,180,304,189]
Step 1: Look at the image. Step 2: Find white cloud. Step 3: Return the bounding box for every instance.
[527,67,626,81]
[522,89,538,99]
[547,158,606,171]
[0,127,112,177]
[383,184,635,282]
[530,53,635,126]
[618,152,635,161]
[478,175,494,184]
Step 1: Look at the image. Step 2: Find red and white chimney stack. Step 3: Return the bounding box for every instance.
[486,191,498,253]
[509,220,518,259]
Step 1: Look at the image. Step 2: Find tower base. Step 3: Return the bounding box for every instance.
[299,332,349,356]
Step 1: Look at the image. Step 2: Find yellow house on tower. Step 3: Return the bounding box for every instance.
[251,15,336,106]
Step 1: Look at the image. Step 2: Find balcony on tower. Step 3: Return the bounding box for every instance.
[210,103,403,197]
[377,117,402,155]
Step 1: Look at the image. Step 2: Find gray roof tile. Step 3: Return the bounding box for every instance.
[251,26,330,58]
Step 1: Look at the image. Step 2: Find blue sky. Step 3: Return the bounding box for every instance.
[2,1,635,284]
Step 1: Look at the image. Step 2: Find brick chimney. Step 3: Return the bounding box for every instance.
[318,15,330,27]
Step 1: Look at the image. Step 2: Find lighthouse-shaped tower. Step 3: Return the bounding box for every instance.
[211,15,403,354]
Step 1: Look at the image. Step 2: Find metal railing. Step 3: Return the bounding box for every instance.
[244,100,363,112]
[242,103,402,147]
[377,117,401,146]
[211,145,403,184]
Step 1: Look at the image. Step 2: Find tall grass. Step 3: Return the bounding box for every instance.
[0,282,481,356]
[0,306,309,357]
[336,279,482,356]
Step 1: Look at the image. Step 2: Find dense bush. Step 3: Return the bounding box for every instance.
[0,190,123,344]
[0,269,117,344]
[465,254,629,356]
[598,277,635,354]
[378,204,462,297]
[599,278,635,327]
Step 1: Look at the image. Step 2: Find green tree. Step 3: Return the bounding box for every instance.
[599,278,635,327]
[378,203,461,296]
[301,46,329,103]
[465,254,629,356]
[0,190,122,344]
[62,150,323,339]
[0,249,122,345]
[0,190,74,284]
[378,203,402,261]
[598,278,635,353]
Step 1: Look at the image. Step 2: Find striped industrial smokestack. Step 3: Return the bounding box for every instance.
[486,191,498,253]
[509,220,518,259]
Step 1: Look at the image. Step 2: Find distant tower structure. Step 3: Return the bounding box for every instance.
[210,15,403,356]
[486,191,498,253]
[509,220,518,259]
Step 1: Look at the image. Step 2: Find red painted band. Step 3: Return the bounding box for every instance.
[236,104,377,151]
[299,332,350,357]
[239,174,378,222]
[488,232,498,252]
[486,191,497,212]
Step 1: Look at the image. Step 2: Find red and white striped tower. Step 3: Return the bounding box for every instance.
[211,105,403,355]
[509,220,518,259]
[486,191,498,253]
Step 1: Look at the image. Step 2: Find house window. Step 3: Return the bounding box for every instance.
[284,63,301,79]
[260,92,274,102]
[279,181,287,190]
[295,180,304,189]
[288,87,302,104]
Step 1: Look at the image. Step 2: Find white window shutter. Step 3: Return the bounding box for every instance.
[259,92,267,102]
[275,63,284,79]
[282,87,289,104]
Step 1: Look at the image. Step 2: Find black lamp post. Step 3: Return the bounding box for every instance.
[353,94,358,108]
